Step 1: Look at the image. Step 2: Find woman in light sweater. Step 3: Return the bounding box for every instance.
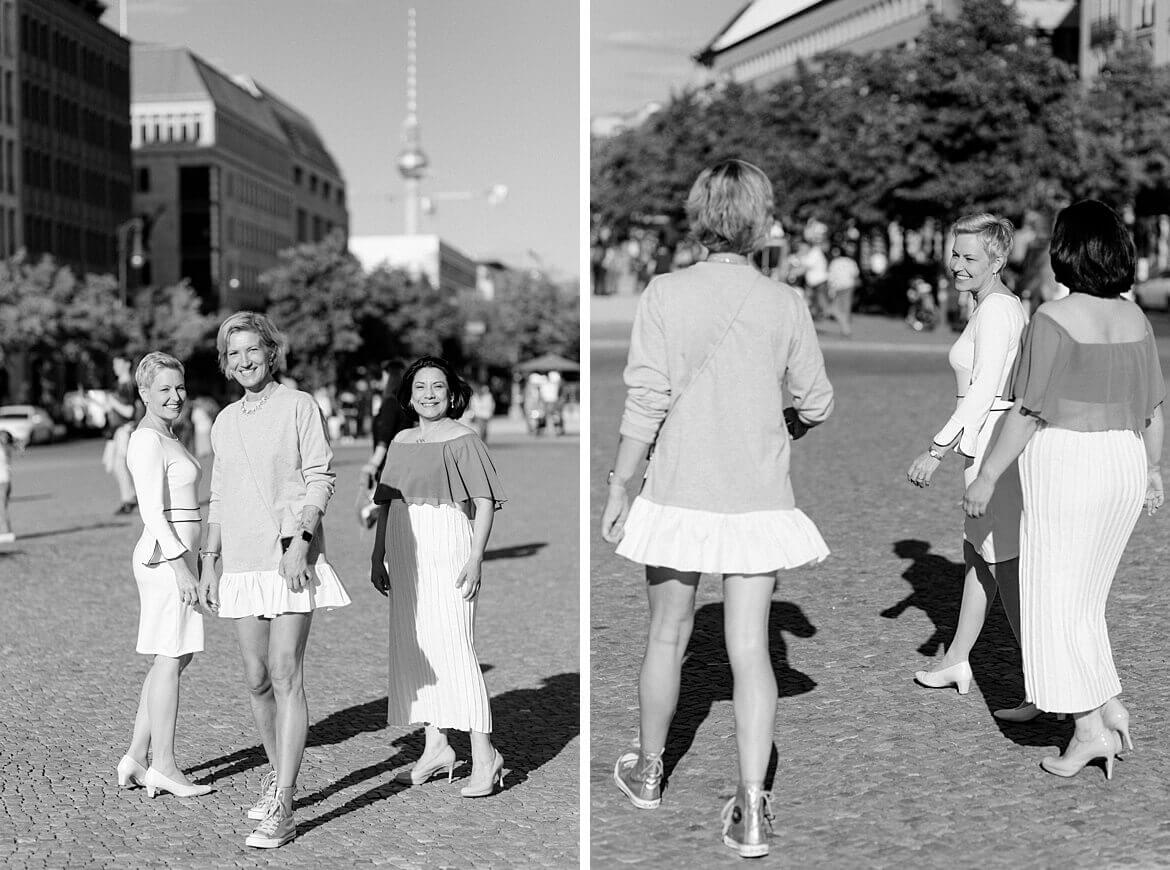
[199,312,350,849]
[600,159,834,858]
[905,215,1031,717]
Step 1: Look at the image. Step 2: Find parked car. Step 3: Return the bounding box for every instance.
[62,388,110,433]
[1134,270,1170,311]
[0,404,66,445]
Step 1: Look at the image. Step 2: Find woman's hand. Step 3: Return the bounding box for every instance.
[600,485,629,543]
[963,474,995,518]
[197,553,221,612]
[1146,467,1164,516]
[172,560,200,609]
[906,452,941,488]
[370,552,390,597]
[455,556,483,601]
[279,539,312,593]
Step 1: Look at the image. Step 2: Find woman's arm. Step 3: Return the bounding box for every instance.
[963,400,1042,517]
[280,401,335,592]
[455,496,495,600]
[369,504,390,595]
[786,291,834,427]
[600,434,652,544]
[1144,405,1164,516]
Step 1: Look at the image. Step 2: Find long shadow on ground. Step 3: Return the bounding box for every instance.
[661,600,816,792]
[190,672,579,836]
[881,538,1070,749]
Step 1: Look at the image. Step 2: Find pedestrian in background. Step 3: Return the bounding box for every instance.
[600,159,834,858]
[468,383,496,442]
[0,431,16,543]
[906,214,1028,709]
[358,361,410,528]
[369,356,508,797]
[826,246,860,337]
[198,311,350,849]
[965,200,1164,779]
[103,355,140,515]
[117,352,210,800]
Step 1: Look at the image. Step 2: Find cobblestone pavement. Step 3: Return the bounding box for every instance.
[1,424,578,869]
[591,313,1170,869]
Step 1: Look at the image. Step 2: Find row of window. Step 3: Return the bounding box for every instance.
[21,14,129,98]
[135,114,204,148]
[23,81,128,151]
[296,208,337,244]
[22,147,129,210]
[226,171,291,219]
[226,217,291,255]
[24,214,108,264]
[292,165,345,207]
[0,137,13,194]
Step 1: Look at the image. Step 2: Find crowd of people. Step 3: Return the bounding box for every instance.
[113,311,509,849]
[600,159,1164,858]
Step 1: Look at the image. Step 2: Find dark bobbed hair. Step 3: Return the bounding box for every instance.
[686,159,774,255]
[397,356,473,422]
[1050,200,1135,299]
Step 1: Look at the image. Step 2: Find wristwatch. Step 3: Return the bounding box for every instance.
[297,528,314,544]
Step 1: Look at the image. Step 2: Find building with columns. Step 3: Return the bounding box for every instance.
[130,43,347,312]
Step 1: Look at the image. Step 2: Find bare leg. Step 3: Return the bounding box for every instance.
[235,617,279,772]
[638,566,700,755]
[268,612,313,789]
[0,481,12,534]
[146,653,195,782]
[991,557,1021,644]
[421,723,450,757]
[723,573,778,786]
[936,542,997,668]
[469,730,495,769]
[126,667,152,764]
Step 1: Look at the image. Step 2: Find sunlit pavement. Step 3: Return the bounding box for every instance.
[1,424,578,869]
[590,310,1170,868]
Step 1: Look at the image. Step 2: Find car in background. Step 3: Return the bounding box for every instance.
[1134,270,1170,311]
[62,388,110,434]
[0,404,66,445]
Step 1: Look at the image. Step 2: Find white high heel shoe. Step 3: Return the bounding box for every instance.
[993,702,1067,723]
[914,660,973,694]
[143,767,212,798]
[116,755,147,788]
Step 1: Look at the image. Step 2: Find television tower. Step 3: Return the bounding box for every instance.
[396,7,428,235]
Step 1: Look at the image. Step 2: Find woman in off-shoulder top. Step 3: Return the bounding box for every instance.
[965,200,1165,780]
[116,352,211,800]
[905,214,1028,710]
[369,356,508,798]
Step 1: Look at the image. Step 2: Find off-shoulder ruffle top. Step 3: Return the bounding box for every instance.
[373,432,507,510]
[1009,312,1165,432]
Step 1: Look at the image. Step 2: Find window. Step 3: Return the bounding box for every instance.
[4,72,10,125]
[136,167,150,193]
[293,166,303,185]
[309,174,318,194]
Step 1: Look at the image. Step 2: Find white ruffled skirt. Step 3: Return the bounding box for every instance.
[616,496,830,574]
[217,557,351,619]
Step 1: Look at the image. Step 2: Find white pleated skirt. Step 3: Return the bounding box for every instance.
[384,501,492,733]
[217,558,351,619]
[133,523,203,657]
[616,496,830,574]
[1019,427,1146,713]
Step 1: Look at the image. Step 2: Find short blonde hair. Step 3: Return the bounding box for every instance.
[215,311,288,377]
[949,213,1015,264]
[686,159,774,255]
[135,351,184,392]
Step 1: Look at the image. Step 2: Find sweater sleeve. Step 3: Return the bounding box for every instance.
[207,415,223,525]
[620,280,671,444]
[933,297,1016,453]
[297,396,335,513]
[785,289,834,425]
[126,430,187,561]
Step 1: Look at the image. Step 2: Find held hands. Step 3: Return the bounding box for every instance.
[906,452,941,488]
[370,552,390,597]
[173,560,200,609]
[197,555,220,613]
[1146,467,1164,517]
[963,474,995,518]
[455,555,483,601]
[600,485,629,544]
[278,538,312,593]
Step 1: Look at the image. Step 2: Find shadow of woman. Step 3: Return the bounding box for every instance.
[293,671,578,837]
[662,600,816,790]
[880,539,966,657]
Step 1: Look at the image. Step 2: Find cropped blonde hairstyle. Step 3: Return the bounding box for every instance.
[215,311,288,377]
[135,351,184,392]
[686,159,774,255]
[949,213,1015,266]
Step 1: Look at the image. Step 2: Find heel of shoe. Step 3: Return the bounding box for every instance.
[1118,728,1134,752]
[1104,754,1115,780]
[956,679,971,695]
[445,761,454,783]
[145,784,157,799]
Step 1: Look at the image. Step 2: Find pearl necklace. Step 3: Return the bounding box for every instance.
[240,389,276,416]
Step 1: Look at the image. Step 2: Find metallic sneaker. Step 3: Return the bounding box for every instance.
[721,784,774,858]
[247,770,278,821]
[613,749,663,809]
[245,789,296,849]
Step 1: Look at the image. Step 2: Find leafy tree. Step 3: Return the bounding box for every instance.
[362,264,463,366]
[464,270,579,369]
[128,280,219,363]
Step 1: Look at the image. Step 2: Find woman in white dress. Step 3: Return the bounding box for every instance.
[369,357,507,798]
[965,200,1165,778]
[116,352,211,799]
[199,312,350,848]
[906,215,1031,715]
[600,160,834,858]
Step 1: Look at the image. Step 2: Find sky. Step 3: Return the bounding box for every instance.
[591,0,745,117]
[106,0,580,279]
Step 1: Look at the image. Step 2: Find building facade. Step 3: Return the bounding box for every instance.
[696,0,1078,86]
[19,0,131,273]
[1081,0,1170,79]
[348,234,479,297]
[130,44,347,312]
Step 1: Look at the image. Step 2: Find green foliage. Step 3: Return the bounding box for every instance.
[128,280,219,363]
[363,264,462,364]
[465,271,580,369]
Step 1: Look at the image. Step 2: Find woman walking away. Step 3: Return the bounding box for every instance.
[600,159,834,857]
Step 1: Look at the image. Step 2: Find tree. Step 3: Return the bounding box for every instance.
[464,270,579,369]
[362,264,463,366]
[128,280,219,362]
